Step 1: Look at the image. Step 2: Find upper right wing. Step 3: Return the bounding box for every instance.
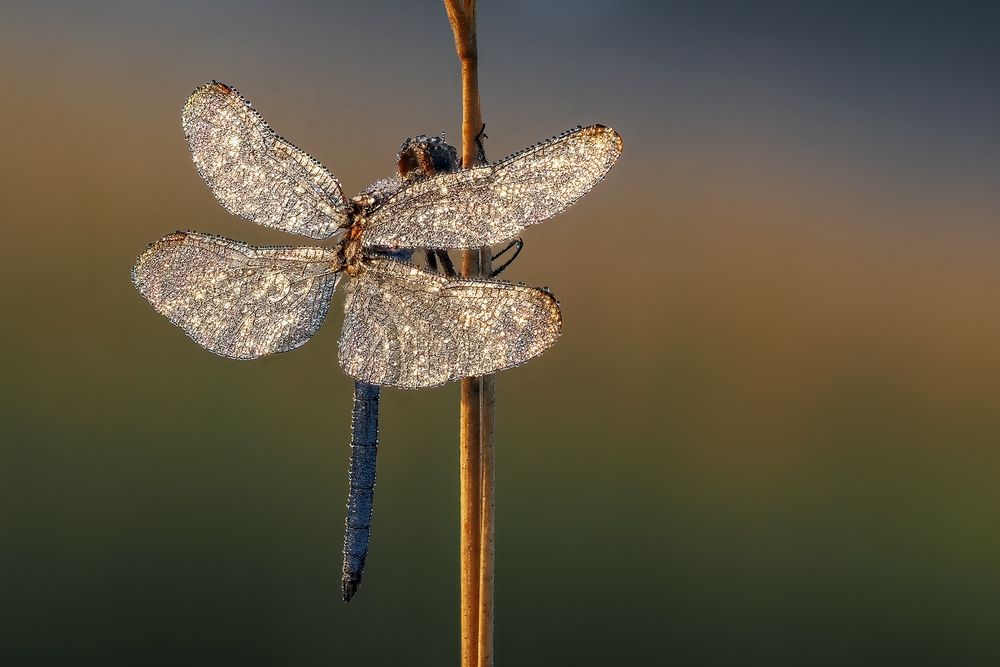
[338,258,562,388]
[361,125,622,250]
[183,82,351,239]
[132,231,342,359]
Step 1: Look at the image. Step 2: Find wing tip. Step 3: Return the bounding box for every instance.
[582,124,623,157]
[182,79,268,142]
[535,285,564,335]
[182,81,239,122]
[132,230,189,278]
[209,80,233,95]
[187,80,238,101]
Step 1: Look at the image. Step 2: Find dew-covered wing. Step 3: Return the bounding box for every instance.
[339,258,561,388]
[182,82,351,239]
[361,125,622,249]
[132,232,341,359]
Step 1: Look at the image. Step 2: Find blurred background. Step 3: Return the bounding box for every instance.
[2,1,999,664]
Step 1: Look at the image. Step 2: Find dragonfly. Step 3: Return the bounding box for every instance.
[131,81,622,601]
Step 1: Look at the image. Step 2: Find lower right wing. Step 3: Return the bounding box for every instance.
[338,258,562,388]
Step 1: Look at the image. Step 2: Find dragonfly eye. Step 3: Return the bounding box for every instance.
[396,146,421,180]
[397,135,459,181]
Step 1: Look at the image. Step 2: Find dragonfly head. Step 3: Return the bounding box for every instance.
[396,135,459,181]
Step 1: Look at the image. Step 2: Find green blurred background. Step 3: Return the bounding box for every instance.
[2,1,999,664]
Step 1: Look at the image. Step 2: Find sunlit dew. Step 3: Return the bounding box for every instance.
[133,80,617,379]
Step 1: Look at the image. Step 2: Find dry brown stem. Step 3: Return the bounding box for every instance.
[444,2,494,666]
[477,370,495,667]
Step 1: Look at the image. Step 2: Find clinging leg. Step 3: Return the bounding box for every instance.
[489,238,524,278]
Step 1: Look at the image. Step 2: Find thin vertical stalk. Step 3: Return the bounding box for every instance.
[458,366,482,667]
[477,369,495,667]
[459,247,482,667]
[444,2,494,666]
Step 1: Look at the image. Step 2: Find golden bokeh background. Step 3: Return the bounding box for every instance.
[2,1,999,664]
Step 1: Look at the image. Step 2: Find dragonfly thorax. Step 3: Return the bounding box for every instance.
[338,135,462,277]
[339,222,367,276]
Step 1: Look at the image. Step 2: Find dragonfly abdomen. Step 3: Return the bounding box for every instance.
[341,381,380,602]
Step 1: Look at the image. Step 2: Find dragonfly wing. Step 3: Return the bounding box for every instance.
[361,125,622,249]
[132,232,342,359]
[183,82,351,239]
[338,258,562,388]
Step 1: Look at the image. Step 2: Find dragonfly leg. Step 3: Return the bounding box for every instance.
[489,237,524,277]
[342,381,380,602]
[425,249,439,273]
[474,123,488,164]
[435,249,457,278]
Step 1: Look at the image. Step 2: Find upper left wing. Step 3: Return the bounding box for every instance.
[338,258,562,388]
[132,231,342,359]
[183,82,351,239]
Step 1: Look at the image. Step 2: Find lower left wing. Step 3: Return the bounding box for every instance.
[132,231,342,359]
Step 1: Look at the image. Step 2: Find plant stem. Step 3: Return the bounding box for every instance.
[444,2,494,666]
[459,352,482,667]
[477,371,495,667]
